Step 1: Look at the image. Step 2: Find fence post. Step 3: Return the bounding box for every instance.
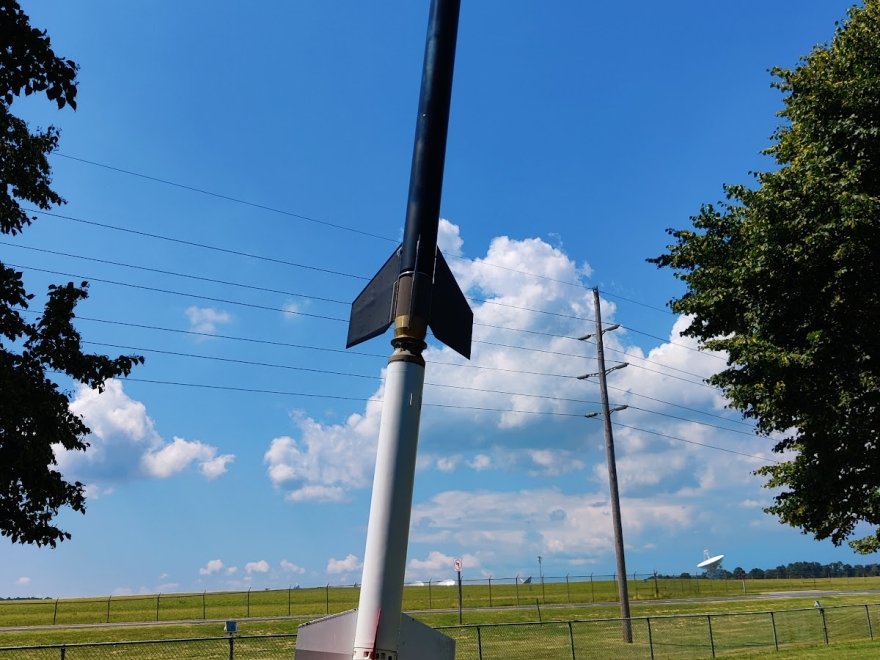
[515,575,520,606]
[770,612,778,651]
[568,620,576,660]
[458,573,463,625]
[428,579,432,609]
[707,614,716,658]
[590,573,594,603]
[476,625,483,660]
[228,634,234,660]
[325,584,330,614]
[647,617,654,660]
[818,606,828,645]
[653,571,659,599]
[288,586,292,617]
[203,591,207,620]
[535,598,542,622]
[156,593,160,622]
[106,596,111,623]
[566,574,571,603]
[866,604,874,640]
[53,598,59,625]
[60,644,66,660]
[488,576,492,607]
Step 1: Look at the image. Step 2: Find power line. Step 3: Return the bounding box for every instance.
[31,161,727,373]
[8,263,350,323]
[82,340,608,408]
[27,209,370,282]
[617,323,727,363]
[54,153,396,243]
[578,335,715,382]
[28,311,580,379]
[610,421,777,464]
[92,375,774,462]
[19,212,725,380]
[114,375,591,419]
[624,405,755,437]
[22,309,749,428]
[81,340,746,436]
[605,382,753,428]
[6,261,604,363]
[52,153,597,291]
[1,241,352,306]
[19,216,594,324]
[597,289,675,316]
[10,240,717,383]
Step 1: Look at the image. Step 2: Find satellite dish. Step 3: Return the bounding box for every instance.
[697,549,725,577]
[697,554,724,569]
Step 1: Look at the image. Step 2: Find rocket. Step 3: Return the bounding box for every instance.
[294,1,470,659]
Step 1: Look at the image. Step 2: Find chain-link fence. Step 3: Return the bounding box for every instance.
[7,574,872,628]
[442,603,880,659]
[0,634,297,659]
[2,604,878,658]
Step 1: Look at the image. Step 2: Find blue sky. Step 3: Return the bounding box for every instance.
[2,1,871,599]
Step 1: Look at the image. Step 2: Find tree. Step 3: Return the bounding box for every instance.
[1,1,142,547]
[651,2,880,552]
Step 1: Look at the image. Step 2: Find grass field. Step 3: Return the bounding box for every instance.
[3,575,879,629]
[2,577,880,657]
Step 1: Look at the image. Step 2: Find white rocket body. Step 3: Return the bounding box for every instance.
[294,359,454,660]
[353,359,424,656]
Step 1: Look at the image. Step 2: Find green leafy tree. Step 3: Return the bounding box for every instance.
[651,2,880,552]
[1,1,142,547]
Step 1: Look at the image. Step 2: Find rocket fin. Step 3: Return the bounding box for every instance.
[398,612,456,659]
[346,246,401,349]
[295,610,455,660]
[295,609,357,660]
[429,250,473,359]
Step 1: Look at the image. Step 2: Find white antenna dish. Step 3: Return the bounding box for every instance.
[697,549,724,569]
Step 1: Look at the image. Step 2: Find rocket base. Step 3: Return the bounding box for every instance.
[294,609,455,660]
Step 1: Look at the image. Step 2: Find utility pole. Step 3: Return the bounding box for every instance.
[579,287,632,643]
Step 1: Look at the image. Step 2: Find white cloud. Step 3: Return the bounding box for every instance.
[199,559,224,576]
[436,455,461,473]
[200,453,236,479]
[407,551,482,579]
[69,379,159,446]
[327,554,362,575]
[438,218,464,257]
[245,560,270,574]
[264,403,383,502]
[16,577,31,586]
[60,380,234,486]
[185,306,232,334]
[412,488,694,560]
[226,566,238,575]
[285,485,347,503]
[83,483,114,499]
[258,222,774,566]
[281,560,306,574]
[142,437,234,479]
[527,449,585,477]
[468,454,492,471]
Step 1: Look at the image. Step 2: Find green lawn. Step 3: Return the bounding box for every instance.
[3,577,880,658]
